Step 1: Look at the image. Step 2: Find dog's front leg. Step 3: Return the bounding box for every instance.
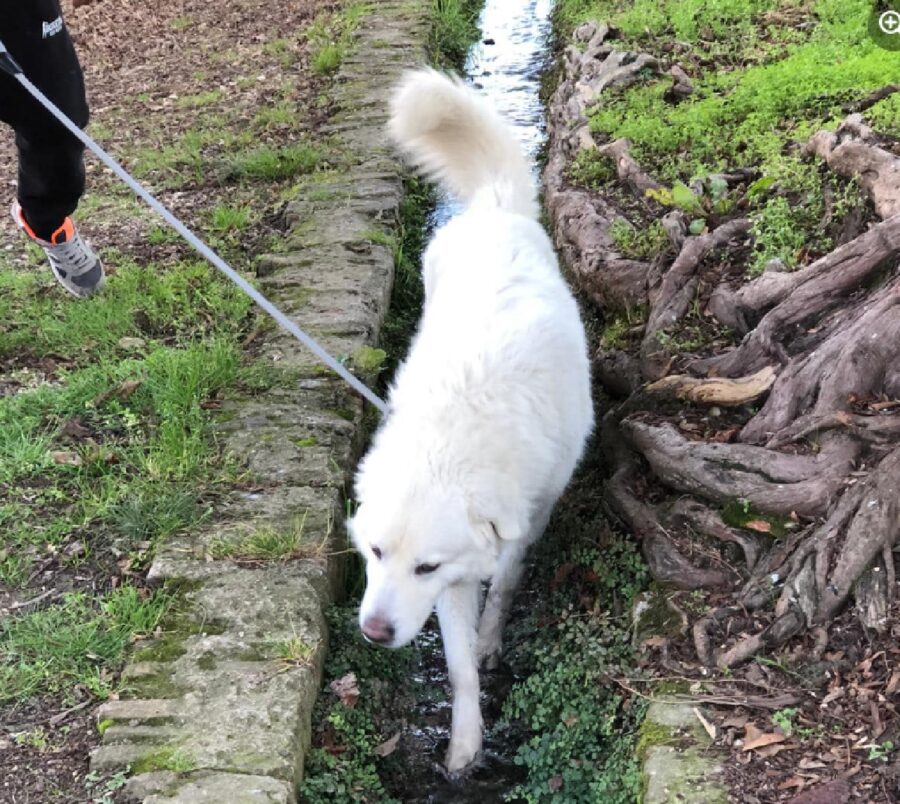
[436,579,482,772]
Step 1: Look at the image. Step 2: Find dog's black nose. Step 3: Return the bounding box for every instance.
[361,615,395,645]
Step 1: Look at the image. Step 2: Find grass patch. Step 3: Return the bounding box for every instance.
[209,203,253,233]
[307,2,369,75]
[563,0,890,275]
[428,0,483,67]
[223,144,322,182]
[210,514,318,561]
[0,586,170,704]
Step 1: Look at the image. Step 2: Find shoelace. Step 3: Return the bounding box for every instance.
[49,237,94,274]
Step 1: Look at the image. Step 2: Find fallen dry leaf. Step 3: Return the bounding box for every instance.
[743,519,772,533]
[778,775,807,791]
[373,732,400,757]
[786,779,851,804]
[722,713,750,729]
[330,672,359,709]
[693,707,716,740]
[51,450,83,467]
[743,722,787,751]
[756,742,796,758]
[93,379,142,407]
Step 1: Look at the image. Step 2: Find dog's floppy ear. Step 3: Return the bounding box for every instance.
[468,496,528,544]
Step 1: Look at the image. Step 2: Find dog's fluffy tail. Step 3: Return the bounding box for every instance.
[388,69,537,219]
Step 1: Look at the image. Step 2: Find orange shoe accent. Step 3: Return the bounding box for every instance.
[49,218,75,245]
[12,202,72,245]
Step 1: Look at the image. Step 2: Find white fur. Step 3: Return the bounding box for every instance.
[349,69,593,772]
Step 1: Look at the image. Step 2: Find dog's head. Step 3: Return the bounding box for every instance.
[349,486,510,648]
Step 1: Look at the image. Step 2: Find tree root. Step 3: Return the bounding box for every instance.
[740,276,900,443]
[605,466,737,590]
[645,366,776,408]
[596,138,662,197]
[696,216,900,375]
[806,114,900,220]
[622,419,860,517]
[641,218,750,379]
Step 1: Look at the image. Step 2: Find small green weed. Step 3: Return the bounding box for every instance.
[868,740,895,763]
[566,148,616,189]
[209,203,253,233]
[771,706,798,737]
[600,306,647,349]
[84,770,129,804]
[609,219,670,260]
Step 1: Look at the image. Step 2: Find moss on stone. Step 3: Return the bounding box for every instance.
[131,745,196,774]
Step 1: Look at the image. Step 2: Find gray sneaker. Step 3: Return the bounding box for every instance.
[11,200,105,298]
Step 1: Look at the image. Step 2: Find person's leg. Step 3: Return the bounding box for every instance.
[0,0,89,238]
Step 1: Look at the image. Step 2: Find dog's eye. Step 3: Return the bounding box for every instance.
[371,546,382,560]
[414,562,441,576]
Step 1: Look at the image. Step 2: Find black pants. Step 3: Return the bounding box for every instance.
[0,0,88,239]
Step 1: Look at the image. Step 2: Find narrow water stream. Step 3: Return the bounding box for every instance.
[385,3,554,801]
[431,0,553,227]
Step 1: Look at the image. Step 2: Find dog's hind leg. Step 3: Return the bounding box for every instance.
[477,502,554,670]
[437,579,483,772]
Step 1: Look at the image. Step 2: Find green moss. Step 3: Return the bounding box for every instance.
[636,718,678,761]
[653,679,691,696]
[131,635,189,664]
[121,673,186,701]
[293,436,319,448]
[350,346,387,374]
[721,499,791,538]
[328,408,357,423]
[97,719,114,736]
[132,745,196,774]
[196,654,217,671]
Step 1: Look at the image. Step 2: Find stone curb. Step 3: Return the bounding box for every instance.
[640,701,729,803]
[89,4,430,801]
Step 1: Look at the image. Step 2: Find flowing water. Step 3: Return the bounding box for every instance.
[430,0,554,228]
[386,2,554,801]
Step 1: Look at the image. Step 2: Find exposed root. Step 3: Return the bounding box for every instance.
[605,466,736,590]
[640,218,750,379]
[696,216,900,376]
[622,419,859,517]
[645,366,776,408]
[668,498,765,571]
[739,277,900,443]
[596,138,661,197]
[806,114,900,220]
[546,23,900,671]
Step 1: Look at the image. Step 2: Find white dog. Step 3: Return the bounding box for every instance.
[349,69,593,772]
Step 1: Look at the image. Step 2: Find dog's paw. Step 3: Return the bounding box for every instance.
[445,735,482,773]
[477,647,501,671]
[476,633,502,670]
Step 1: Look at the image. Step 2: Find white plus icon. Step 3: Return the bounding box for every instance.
[879,10,900,34]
